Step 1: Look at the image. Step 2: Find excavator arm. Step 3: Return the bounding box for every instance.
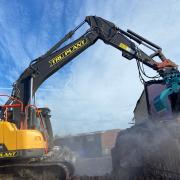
[12,16,174,104]
[7,16,178,124]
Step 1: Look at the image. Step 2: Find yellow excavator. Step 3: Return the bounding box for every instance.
[0,16,179,179]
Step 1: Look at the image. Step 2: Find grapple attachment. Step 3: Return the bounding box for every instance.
[153,71,180,112]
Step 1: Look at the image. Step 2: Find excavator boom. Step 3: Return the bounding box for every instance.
[12,16,176,108]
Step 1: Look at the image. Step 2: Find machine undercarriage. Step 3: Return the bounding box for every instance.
[0,146,75,180]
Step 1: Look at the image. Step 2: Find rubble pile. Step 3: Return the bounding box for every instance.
[111,121,180,178]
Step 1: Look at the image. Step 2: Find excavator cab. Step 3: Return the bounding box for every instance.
[0,95,73,179]
[0,95,51,161]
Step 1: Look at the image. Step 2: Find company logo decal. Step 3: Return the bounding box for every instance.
[49,38,88,67]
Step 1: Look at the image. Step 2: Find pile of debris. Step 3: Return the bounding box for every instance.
[111,121,180,179]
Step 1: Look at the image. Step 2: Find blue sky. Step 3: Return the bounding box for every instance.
[0,0,180,135]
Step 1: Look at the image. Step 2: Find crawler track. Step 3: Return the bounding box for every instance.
[0,161,73,180]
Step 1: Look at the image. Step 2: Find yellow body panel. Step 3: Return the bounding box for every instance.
[0,121,46,151]
[0,122,3,145]
[17,130,45,150]
[3,121,17,150]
